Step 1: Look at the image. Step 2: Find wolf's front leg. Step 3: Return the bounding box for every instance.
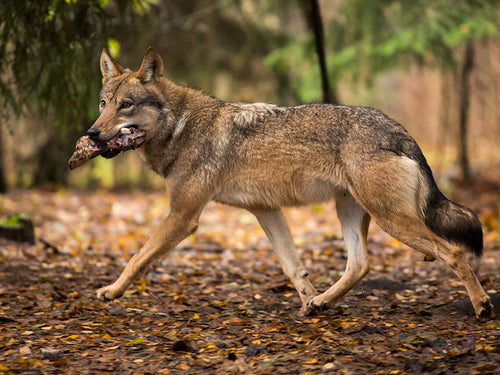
[96,211,201,300]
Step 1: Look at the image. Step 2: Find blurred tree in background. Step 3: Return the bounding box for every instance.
[0,0,499,190]
[328,0,500,179]
[269,0,500,178]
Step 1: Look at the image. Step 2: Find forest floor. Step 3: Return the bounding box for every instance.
[0,168,499,374]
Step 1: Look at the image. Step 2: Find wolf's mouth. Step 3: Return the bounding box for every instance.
[101,126,146,158]
[68,127,147,170]
[110,126,146,150]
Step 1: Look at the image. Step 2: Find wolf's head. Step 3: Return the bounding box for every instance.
[87,48,168,144]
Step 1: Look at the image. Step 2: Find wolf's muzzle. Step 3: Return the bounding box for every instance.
[87,128,101,140]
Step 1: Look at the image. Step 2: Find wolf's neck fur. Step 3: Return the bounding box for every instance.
[162,78,223,117]
[138,77,223,176]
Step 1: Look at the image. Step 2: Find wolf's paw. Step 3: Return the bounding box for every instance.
[301,296,329,316]
[477,299,494,320]
[96,285,123,301]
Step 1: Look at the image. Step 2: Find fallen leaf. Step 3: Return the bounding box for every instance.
[125,337,144,347]
[19,346,31,355]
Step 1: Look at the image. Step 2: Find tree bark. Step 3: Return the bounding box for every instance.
[0,122,7,193]
[33,137,71,186]
[33,119,86,187]
[458,41,474,180]
[301,0,339,104]
[0,161,6,193]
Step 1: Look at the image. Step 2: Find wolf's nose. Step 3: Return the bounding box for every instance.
[87,128,101,140]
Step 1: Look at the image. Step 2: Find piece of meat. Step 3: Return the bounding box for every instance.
[108,127,146,150]
[68,127,146,170]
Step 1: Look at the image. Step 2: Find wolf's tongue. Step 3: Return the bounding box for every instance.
[68,128,146,170]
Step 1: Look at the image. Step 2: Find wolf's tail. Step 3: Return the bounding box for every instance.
[423,190,483,257]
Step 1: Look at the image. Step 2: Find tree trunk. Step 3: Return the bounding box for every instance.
[33,120,85,187]
[0,122,7,193]
[458,41,474,180]
[0,161,6,193]
[33,138,70,187]
[301,0,339,104]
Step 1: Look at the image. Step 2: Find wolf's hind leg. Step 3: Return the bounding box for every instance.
[251,209,316,308]
[375,217,493,319]
[304,191,371,315]
[434,243,493,318]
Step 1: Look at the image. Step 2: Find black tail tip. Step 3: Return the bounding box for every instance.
[425,198,483,257]
[466,219,484,258]
[446,207,483,257]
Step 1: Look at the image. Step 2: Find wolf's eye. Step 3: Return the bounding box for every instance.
[100,100,106,107]
[120,101,132,109]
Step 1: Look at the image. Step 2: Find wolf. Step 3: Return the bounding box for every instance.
[85,47,493,319]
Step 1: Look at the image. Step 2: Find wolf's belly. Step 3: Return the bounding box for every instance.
[212,173,345,209]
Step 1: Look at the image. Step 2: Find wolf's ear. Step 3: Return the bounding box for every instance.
[136,47,164,82]
[100,49,123,83]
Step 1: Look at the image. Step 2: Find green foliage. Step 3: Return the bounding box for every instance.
[266,0,500,101]
[0,213,30,229]
[1,0,107,127]
[328,0,500,81]
[0,0,155,130]
[265,37,323,103]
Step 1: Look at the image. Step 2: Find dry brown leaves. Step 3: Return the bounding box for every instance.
[0,177,499,374]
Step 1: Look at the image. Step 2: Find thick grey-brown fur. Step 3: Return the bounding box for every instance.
[84,48,492,319]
